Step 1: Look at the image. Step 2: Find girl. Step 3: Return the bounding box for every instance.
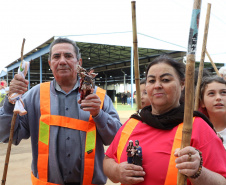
[200,76,226,149]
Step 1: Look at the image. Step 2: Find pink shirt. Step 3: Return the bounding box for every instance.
[106,117,226,185]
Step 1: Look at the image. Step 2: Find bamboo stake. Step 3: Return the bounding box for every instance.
[194,3,211,111]
[177,0,202,185]
[131,1,141,110]
[205,49,221,76]
[1,38,25,185]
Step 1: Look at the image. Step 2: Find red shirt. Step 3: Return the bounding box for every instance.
[106,117,226,185]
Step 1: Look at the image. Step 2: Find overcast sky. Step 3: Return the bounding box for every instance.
[1,0,226,72]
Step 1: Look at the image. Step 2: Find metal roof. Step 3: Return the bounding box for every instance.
[4,36,186,87]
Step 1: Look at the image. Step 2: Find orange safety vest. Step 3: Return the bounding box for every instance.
[31,82,106,185]
[117,118,194,185]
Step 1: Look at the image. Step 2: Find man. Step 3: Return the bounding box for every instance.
[133,140,142,166]
[126,91,131,105]
[0,38,122,185]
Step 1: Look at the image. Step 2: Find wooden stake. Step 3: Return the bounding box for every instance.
[205,49,221,76]
[131,1,141,110]
[194,3,211,111]
[1,38,25,185]
[177,0,202,185]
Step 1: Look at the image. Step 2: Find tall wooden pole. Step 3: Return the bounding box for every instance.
[131,1,141,110]
[1,39,25,185]
[194,3,211,111]
[205,49,221,76]
[177,0,202,185]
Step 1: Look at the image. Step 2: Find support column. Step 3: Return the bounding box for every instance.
[130,46,134,108]
[28,67,30,90]
[40,56,42,83]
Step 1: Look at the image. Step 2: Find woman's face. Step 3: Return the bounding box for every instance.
[146,63,184,115]
[140,84,151,108]
[201,82,226,116]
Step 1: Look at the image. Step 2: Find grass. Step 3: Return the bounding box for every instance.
[113,102,137,111]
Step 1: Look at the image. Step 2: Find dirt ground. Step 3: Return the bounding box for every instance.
[0,110,135,185]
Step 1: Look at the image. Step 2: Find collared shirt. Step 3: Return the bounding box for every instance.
[0,79,122,184]
[54,80,81,183]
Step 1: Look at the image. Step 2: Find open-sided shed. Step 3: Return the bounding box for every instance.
[3,35,186,89]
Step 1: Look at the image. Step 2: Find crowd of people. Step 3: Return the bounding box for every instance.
[0,38,226,185]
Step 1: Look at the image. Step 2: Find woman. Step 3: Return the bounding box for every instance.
[103,55,226,185]
[199,76,226,149]
[127,140,135,164]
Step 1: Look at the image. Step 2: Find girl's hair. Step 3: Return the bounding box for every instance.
[200,76,226,102]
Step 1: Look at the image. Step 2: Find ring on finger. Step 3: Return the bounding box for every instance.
[188,153,192,162]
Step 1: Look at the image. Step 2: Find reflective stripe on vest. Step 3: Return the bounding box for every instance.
[32,82,106,185]
[117,118,195,185]
[0,93,6,104]
[117,118,139,163]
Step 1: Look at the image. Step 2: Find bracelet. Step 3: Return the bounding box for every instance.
[190,149,203,179]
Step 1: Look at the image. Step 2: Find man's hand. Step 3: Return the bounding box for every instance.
[80,94,101,117]
[8,74,29,96]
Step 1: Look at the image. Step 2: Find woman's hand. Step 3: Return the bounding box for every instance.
[103,156,145,184]
[115,161,145,184]
[174,146,201,177]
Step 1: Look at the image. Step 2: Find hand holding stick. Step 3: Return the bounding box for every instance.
[1,38,26,185]
[177,0,202,184]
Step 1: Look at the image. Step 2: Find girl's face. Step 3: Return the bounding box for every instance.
[201,82,226,116]
[140,84,151,108]
[146,63,184,115]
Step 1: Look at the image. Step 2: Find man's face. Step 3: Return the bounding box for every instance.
[48,43,82,83]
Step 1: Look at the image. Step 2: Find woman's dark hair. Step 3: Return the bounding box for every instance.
[200,76,226,102]
[146,55,185,81]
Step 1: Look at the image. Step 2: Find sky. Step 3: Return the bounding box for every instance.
[1,0,226,73]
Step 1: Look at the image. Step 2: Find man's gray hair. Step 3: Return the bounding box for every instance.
[48,37,81,61]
